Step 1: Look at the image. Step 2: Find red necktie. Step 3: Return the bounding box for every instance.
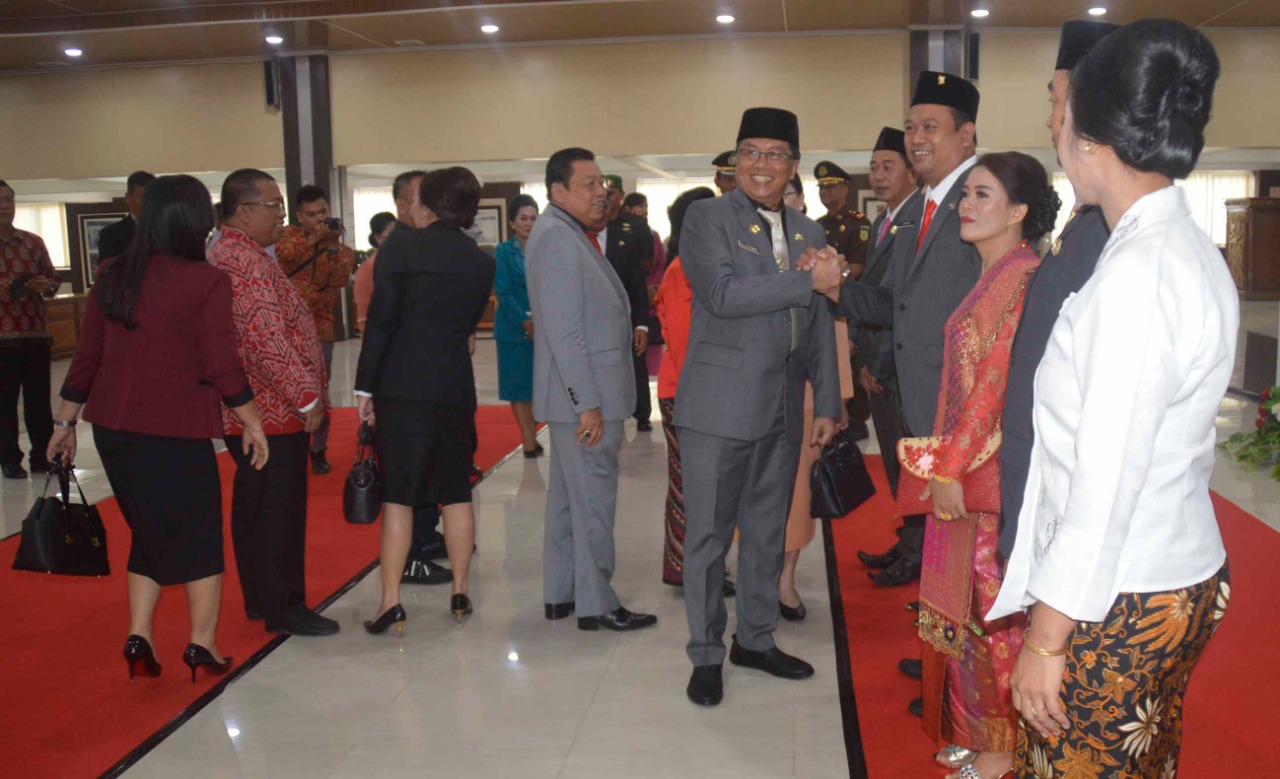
[877,214,892,245]
[916,199,938,253]
[587,232,603,255]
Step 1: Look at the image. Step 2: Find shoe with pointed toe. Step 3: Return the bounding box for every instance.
[364,604,407,635]
[898,657,922,680]
[778,599,807,622]
[728,638,814,680]
[310,450,331,475]
[868,553,921,586]
[908,696,923,717]
[182,643,232,684]
[857,543,902,569]
[905,600,921,612]
[123,635,162,681]
[686,664,723,706]
[544,602,575,620]
[451,594,473,623]
[578,607,657,632]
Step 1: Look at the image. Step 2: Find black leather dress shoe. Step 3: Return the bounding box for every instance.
[636,419,653,432]
[905,600,921,612]
[578,607,658,632]
[857,543,902,569]
[869,553,921,587]
[687,664,723,706]
[273,612,340,637]
[898,658,922,680]
[728,638,814,680]
[1,463,28,479]
[310,450,331,475]
[28,459,50,474]
[402,559,453,585]
[778,599,807,622]
[544,602,575,620]
[908,697,923,717]
[847,422,870,442]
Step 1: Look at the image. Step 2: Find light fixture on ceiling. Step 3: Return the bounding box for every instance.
[64,47,83,57]
[265,35,283,45]
[481,24,500,34]
[970,9,990,19]
[716,14,735,24]
[1088,7,1107,15]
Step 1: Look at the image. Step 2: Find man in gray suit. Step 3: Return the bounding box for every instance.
[676,108,845,706]
[527,147,658,633]
[826,72,983,594]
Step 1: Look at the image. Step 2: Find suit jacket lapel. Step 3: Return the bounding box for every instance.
[784,205,810,265]
[551,206,629,309]
[731,190,778,274]
[909,171,968,281]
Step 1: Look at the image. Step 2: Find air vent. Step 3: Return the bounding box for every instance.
[36,61,72,67]
[394,39,425,47]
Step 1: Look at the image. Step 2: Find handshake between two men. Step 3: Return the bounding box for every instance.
[798,246,848,303]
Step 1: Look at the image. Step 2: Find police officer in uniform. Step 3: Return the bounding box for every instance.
[602,175,656,431]
[711,151,737,196]
[814,160,871,439]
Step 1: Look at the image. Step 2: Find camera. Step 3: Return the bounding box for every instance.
[323,217,342,231]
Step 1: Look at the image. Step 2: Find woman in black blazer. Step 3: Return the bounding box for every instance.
[355,167,495,630]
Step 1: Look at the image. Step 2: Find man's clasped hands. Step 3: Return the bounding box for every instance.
[796,246,847,301]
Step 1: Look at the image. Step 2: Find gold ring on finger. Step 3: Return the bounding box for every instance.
[1029,707,1038,716]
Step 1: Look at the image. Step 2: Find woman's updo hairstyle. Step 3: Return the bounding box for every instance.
[419,166,481,230]
[1069,18,1219,180]
[974,152,1061,242]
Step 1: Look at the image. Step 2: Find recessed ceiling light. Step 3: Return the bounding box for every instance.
[716,14,735,24]
[1088,7,1107,15]
[481,24,499,34]
[64,47,83,57]
[264,35,283,45]
[970,9,989,18]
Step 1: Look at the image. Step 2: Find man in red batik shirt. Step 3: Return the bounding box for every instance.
[209,168,339,638]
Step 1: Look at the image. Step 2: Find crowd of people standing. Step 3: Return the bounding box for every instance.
[0,13,1240,778]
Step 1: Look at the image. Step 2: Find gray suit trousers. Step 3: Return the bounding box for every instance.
[542,420,624,618]
[678,402,800,666]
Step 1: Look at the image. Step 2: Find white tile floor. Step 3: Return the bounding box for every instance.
[2,322,1277,778]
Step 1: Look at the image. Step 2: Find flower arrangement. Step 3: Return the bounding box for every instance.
[1220,386,1280,480]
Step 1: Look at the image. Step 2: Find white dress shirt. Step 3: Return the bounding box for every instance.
[989,185,1238,623]
[924,154,978,210]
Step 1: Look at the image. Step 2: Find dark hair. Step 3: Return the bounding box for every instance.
[219,168,275,221]
[666,186,717,258]
[949,109,978,147]
[974,152,1061,242]
[98,175,216,328]
[0,180,12,196]
[295,184,327,207]
[368,211,396,248]
[507,194,538,221]
[419,167,481,230]
[126,171,155,193]
[622,192,647,210]
[393,170,427,202]
[1069,18,1219,179]
[786,174,806,214]
[546,147,595,199]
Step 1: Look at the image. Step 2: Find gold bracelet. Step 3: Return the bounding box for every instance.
[1023,638,1068,657]
[931,474,957,484]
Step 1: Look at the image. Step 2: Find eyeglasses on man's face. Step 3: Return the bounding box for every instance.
[243,200,287,212]
[733,147,797,165]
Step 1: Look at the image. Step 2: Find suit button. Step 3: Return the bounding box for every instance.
[896,343,903,350]
[899,303,907,311]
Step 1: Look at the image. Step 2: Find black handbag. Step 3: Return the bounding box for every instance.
[809,427,877,520]
[343,421,382,525]
[12,459,110,576]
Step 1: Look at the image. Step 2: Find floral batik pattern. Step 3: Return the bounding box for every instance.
[1018,566,1229,778]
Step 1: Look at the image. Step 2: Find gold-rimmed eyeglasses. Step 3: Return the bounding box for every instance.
[732,147,797,165]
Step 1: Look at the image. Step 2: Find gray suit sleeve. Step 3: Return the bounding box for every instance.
[836,280,893,328]
[681,202,814,319]
[531,229,601,414]
[807,297,842,421]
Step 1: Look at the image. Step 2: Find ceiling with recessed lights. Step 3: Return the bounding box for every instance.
[1,0,1276,74]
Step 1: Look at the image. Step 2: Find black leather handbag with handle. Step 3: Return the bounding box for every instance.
[809,426,877,520]
[344,421,382,525]
[12,458,110,576]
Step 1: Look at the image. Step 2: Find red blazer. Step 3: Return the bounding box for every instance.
[61,254,253,439]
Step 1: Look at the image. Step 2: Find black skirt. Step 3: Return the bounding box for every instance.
[374,398,474,507]
[93,426,224,586]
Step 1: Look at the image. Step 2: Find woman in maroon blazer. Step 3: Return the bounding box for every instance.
[47,175,269,683]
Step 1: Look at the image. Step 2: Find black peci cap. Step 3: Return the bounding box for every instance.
[736,107,800,150]
[1055,20,1120,71]
[911,71,980,120]
[814,161,851,185]
[873,127,907,156]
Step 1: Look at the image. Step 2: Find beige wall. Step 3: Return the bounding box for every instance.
[976,29,1280,152]
[0,62,282,180]
[330,34,909,165]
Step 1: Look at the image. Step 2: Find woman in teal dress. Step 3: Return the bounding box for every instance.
[494,194,541,456]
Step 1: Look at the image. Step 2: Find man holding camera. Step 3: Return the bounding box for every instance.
[276,185,355,475]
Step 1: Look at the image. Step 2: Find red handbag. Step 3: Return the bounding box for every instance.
[893,434,1002,519]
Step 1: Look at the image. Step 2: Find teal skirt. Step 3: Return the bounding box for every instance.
[496,338,534,403]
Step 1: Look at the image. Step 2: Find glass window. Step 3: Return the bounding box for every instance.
[351,186,394,251]
[13,203,70,269]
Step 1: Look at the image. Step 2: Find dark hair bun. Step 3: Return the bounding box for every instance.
[1070,18,1219,179]
[1026,188,1063,242]
[419,167,481,230]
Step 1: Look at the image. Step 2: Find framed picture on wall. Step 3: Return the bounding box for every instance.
[857,190,887,222]
[468,198,507,249]
[78,213,126,288]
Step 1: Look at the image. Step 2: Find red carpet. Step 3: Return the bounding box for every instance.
[0,406,529,779]
[829,456,1275,776]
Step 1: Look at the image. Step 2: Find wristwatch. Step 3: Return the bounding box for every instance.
[54,418,77,428]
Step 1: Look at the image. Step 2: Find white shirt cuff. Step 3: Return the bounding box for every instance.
[635,325,648,332]
[299,399,319,413]
[354,390,373,398]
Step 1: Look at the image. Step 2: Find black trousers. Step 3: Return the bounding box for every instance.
[0,340,53,468]
[227,431,310,630]
[633,350,651,422]
[869,378,905,497]
[898,418,926,557]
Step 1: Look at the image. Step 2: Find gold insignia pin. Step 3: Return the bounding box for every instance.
[937,75,946,85]
[750,224,761,234]
[839,225,847,233]
[948,202,956,210]
[818,165,828,176]
[1052,238,1063,256]
[890,225,898,235]
[794,233,804,241]
[860,225,870,241]
[618,240,625,246]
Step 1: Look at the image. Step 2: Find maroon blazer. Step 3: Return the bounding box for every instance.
[61,254,253,439]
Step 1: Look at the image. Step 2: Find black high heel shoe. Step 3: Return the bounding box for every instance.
[123,635,162,681]
[182,643,232,684]
[364,604,407,636]
[779,599,807,622]
[451,594,473,623]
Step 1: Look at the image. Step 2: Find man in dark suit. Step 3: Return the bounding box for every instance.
[602,176,655,431]
[999,20,1116,558]
[831,72,983,593]
[96,171,154,262]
